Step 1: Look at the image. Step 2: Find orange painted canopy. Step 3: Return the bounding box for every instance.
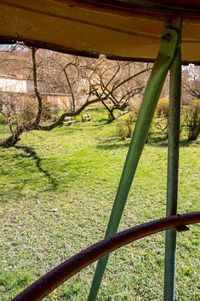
[0,0,199,63]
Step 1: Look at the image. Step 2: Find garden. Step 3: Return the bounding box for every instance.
[0,106,199,300]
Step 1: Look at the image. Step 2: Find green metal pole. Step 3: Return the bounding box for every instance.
[164,19,182,301]
[88,25,179,301]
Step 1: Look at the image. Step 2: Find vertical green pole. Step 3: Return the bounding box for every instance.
[164,19,182,301]
[88,25,179,301]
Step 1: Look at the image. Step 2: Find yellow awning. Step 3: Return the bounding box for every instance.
[0,0,199,63]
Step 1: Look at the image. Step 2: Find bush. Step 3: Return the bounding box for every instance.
[156,97,169,118]
[19,96,52,124]
[19,96,38,124]
[184,99,200,141]
[129,98,141,117]
[41,99,52,120]
[116,114,134,140]
[0,115,7,125]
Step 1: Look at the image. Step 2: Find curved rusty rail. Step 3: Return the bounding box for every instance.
[13,212,200,301]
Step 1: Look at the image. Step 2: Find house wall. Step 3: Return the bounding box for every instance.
[0,76,70,110]
[46,95,70,109]
[0,77,27,93]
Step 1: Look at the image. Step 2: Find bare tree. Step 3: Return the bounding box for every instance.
[89,58,149,121]
[182,65,200,100]
[0,46,151,147]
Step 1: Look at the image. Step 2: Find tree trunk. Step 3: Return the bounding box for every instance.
[0,98,100,147]
[1,126,25,147]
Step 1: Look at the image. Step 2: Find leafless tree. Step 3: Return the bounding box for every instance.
[89,58,149,121]
[182,65,200,100]
[0,46,151,147]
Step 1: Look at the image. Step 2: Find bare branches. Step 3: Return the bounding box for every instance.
[182,66,200,100]
[31,48,43,126]
[0,46,151,147]
[87,60,150,120]
[62,63,78,112]
[39,98,101,131]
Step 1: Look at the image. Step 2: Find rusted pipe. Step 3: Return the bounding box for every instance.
[13,212,200,301]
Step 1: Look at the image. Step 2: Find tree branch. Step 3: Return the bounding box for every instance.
[39,98,102,131]
[31,48,43,126]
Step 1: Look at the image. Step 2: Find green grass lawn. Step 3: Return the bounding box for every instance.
[0,108,199,300]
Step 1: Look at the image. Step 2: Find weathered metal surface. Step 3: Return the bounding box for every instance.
[12,212,200,301]
[0,1,199,62]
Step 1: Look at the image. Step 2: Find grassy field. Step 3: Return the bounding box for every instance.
[0,108,199,300]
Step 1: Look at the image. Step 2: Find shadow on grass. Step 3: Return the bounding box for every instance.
[147,137,200,148]
[15,145,58,191]
[93,119,110,126]
[96,136,130,150]
[97,135,200,150]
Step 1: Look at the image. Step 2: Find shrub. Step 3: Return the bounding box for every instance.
[0,115,7,125]
[156,97,169,118]
[41,98,52,120]
[184,99,200,141]
[116,114,134,140]
[129,98,141,117]
[19,96,52,124]
[18,96,38,124]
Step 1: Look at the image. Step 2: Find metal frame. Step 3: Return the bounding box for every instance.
[164,18,182,301]
[9,15,199,301]
[88,18,181,301]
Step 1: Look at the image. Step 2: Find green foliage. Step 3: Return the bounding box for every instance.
[0,115,7,125]
[184,99,200,141]
[115,112,136,140]
[116,118,132,140]
[0,107,199,300]
[156,97,169,118]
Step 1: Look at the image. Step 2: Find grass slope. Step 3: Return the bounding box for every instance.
[0,108,199,300]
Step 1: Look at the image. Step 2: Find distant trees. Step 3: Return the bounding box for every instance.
[182,65,200,100]
[182,65,200,141]
[0,46,151,147]
[0,46,199,147]
[87,59,150,121]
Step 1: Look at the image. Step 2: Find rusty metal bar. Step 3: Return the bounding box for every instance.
[13,212,200,301]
